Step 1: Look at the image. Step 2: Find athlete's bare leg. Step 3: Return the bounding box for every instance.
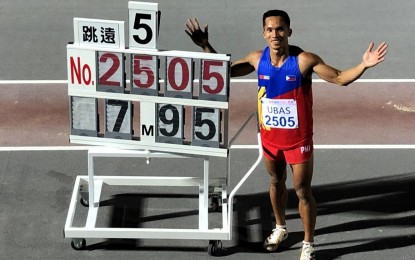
[264,156,288,226]
[291,154,316,242]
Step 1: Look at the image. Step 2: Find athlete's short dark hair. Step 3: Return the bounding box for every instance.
[262,10,290,27]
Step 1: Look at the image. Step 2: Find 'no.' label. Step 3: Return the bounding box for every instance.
[67,48,97,91]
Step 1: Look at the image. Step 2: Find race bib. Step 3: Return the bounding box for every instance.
[261,98,298,129]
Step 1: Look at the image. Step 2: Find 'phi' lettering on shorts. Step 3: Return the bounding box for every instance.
[262,141,313,164]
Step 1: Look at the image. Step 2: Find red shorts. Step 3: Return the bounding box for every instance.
[262,140,314,164]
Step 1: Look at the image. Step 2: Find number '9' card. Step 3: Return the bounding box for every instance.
[156,103,184,144]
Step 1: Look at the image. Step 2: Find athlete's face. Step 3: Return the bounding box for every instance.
[263,16,292,51]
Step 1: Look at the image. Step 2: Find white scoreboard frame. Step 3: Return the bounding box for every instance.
[68,45,231,157]
[67,1,231,158]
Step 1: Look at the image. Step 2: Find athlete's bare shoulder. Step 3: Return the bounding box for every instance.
[248,50,263,62]
[230,50,263,77]
[298,51,322,77]
[242,50,263,69]
[298,51,321,65]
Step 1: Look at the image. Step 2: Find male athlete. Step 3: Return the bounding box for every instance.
[185,9,387,260]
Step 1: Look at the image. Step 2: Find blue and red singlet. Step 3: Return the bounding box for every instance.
[257,46,313,150]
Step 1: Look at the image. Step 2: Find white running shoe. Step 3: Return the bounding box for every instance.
[263,227,288,252]
[300,243,316,260]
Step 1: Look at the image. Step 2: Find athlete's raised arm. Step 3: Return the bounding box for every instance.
[186,17,261,77]
[300,42,388,86]
[185,18,217,53]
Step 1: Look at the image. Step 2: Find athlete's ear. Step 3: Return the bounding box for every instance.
[288,28,292,37]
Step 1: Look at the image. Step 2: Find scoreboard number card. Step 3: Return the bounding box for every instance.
[70,96,98,137]
[199,59,230,102]
[97,52,125,93]
[156,103,184,144]
[104,99,133,139]
[128,1,160,49]
[192,107,221,148]
[131,54,159,96]
[164,56,193,99]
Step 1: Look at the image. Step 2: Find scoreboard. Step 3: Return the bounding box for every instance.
[67,1,231,157]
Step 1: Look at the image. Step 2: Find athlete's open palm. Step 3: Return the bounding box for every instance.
[363,42,388,68]
[185,18,209,48]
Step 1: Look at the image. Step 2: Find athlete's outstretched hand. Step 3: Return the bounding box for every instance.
[185,18,211,51]
[362,42,388,68]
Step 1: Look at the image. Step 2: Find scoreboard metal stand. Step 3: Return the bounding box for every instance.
[64,112,262,256]
[65,148,228,246]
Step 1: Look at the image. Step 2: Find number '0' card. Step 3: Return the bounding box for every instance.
[164,57,193,99]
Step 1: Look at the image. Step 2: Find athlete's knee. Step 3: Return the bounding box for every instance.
[266,164,287,181]
[268,166,287,185]
[294,184,313,202]
[269,174,286,188]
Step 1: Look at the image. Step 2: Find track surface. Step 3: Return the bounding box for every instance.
[1,0,415,258]
[1,81,414,146]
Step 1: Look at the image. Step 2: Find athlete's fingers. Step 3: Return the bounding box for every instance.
[192,18,201,30]
[378,49,388,59]
[376,42,388,55]
[185,29,192,37]
[187,18,204,33]
[186,18,196,31]
[185,21,195,34]
[187,18,198,30]
[372,42,387,62]
[366,42,374,53]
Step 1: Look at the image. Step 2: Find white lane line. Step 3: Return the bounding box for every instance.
[1,79,415,84]
[0,146,90,151]
[229,79,415,83]
[233,145,415,149]
[230,144,415,149]
[1,144,415,152]
[0,80,68,84]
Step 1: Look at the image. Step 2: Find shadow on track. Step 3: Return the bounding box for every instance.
[82,173,415,259]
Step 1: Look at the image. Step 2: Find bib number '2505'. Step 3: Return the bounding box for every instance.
[261,98,298,129]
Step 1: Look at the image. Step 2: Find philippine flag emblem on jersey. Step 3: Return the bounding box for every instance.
[286,75,296,81]
[259,75,270,80]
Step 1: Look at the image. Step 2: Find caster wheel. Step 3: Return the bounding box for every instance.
[80,197,89,207]
[208,240,221,256]
[71,238,86,250]
[210,197,220,212]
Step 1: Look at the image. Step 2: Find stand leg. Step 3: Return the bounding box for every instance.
[199,158,209,230]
